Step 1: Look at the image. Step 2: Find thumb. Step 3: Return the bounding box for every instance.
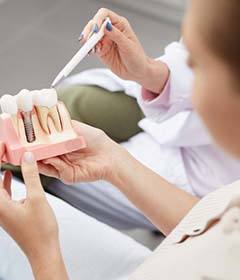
[0,141,5,165]
[21,152,45,198]
[0,142,5,185]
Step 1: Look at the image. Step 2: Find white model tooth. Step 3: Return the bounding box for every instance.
[0,94,19,135]
[33,89,62,133]
[41,88,61,132]
[44,88,58,108]
[17,89,33,112]
[0,94,18,115]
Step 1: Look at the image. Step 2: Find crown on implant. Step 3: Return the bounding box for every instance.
[16,89,33,112]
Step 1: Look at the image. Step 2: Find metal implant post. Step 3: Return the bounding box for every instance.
[21,111,36,143]
[17,89,36,143]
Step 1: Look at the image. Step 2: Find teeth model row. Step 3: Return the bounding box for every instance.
[0,89,61,143]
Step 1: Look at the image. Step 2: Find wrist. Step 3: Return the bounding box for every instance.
[138,57,170,94]
[106,144,136,190]
[28,240,68,280]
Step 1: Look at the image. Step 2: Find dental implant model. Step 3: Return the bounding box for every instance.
[17,89,36,143]
[0,88,86,165]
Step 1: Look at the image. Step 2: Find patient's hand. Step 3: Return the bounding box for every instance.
[0,144,68,279]
[38,120,124,184]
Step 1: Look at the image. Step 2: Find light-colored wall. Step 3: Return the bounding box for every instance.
[102,0,185,24]
[153,0,184,8]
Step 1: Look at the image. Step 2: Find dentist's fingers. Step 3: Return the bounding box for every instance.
[81,8,130,44]
[103,24,130,52]
[3,171,12,197]
[80,20,94,41]
[92,8,123,30]
[21,152,45,199]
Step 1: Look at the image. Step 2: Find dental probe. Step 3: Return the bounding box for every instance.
[51,17,111,88]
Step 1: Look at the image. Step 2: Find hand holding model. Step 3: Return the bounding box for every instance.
[0,144,68,279]
[38,121,123,185]
[81,8,169,93]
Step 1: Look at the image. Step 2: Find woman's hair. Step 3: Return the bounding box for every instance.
[201,0,240,71]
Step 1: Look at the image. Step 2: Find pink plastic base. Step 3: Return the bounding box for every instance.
[0,111,86,166]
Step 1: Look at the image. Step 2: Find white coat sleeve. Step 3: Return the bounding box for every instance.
[138,41,213,147]
[138,41,194,122]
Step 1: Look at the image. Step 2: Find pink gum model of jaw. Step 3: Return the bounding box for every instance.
[0,102,86,166]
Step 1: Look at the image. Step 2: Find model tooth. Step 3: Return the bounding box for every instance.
[31,90,41,106]
[44,88,58,108]
[0,94,18,115]
[37,107,50,134]
[0,94,19,135]
[49,106,62,132]
[32,89,62,133]
[16,89,33,112]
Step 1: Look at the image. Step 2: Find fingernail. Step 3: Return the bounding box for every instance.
[78,33,84,41]
[106,21,112,32]
[23,152,35,164]
[92,24,99,33]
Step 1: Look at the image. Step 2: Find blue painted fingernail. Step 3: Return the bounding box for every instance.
[93,24,99,33]
[78,33,84,41]
[78,33,84,40]
[106,21,112,32]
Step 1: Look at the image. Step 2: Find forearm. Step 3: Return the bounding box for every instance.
[109,147,199,235]
[138,58,170,94]
[28,243,69,280]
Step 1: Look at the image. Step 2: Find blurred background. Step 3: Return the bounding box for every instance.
[0,0,183,95]
[0,0,185,249]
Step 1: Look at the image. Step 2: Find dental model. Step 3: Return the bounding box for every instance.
[0,94,18,135]
[0,88,86,165]
[32,89,62,134]
[17,89,36,143]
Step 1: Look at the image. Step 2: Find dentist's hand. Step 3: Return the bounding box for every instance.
[38,121,124,184]
[0,144,68,279]
[81,8,169,93]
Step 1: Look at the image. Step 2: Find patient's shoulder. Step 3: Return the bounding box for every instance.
[161,180,240,248]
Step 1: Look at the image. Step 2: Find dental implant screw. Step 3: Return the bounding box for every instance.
[21,111,36,143]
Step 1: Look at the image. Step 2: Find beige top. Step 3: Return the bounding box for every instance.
[130,180,240,280]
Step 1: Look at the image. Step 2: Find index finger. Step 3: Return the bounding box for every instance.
[21,152,45,198]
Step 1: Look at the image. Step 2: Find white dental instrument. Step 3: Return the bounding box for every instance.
[51,17,111,88]
[17,89,36,143]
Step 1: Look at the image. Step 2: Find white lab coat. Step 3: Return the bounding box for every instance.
[63,41,240,197]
